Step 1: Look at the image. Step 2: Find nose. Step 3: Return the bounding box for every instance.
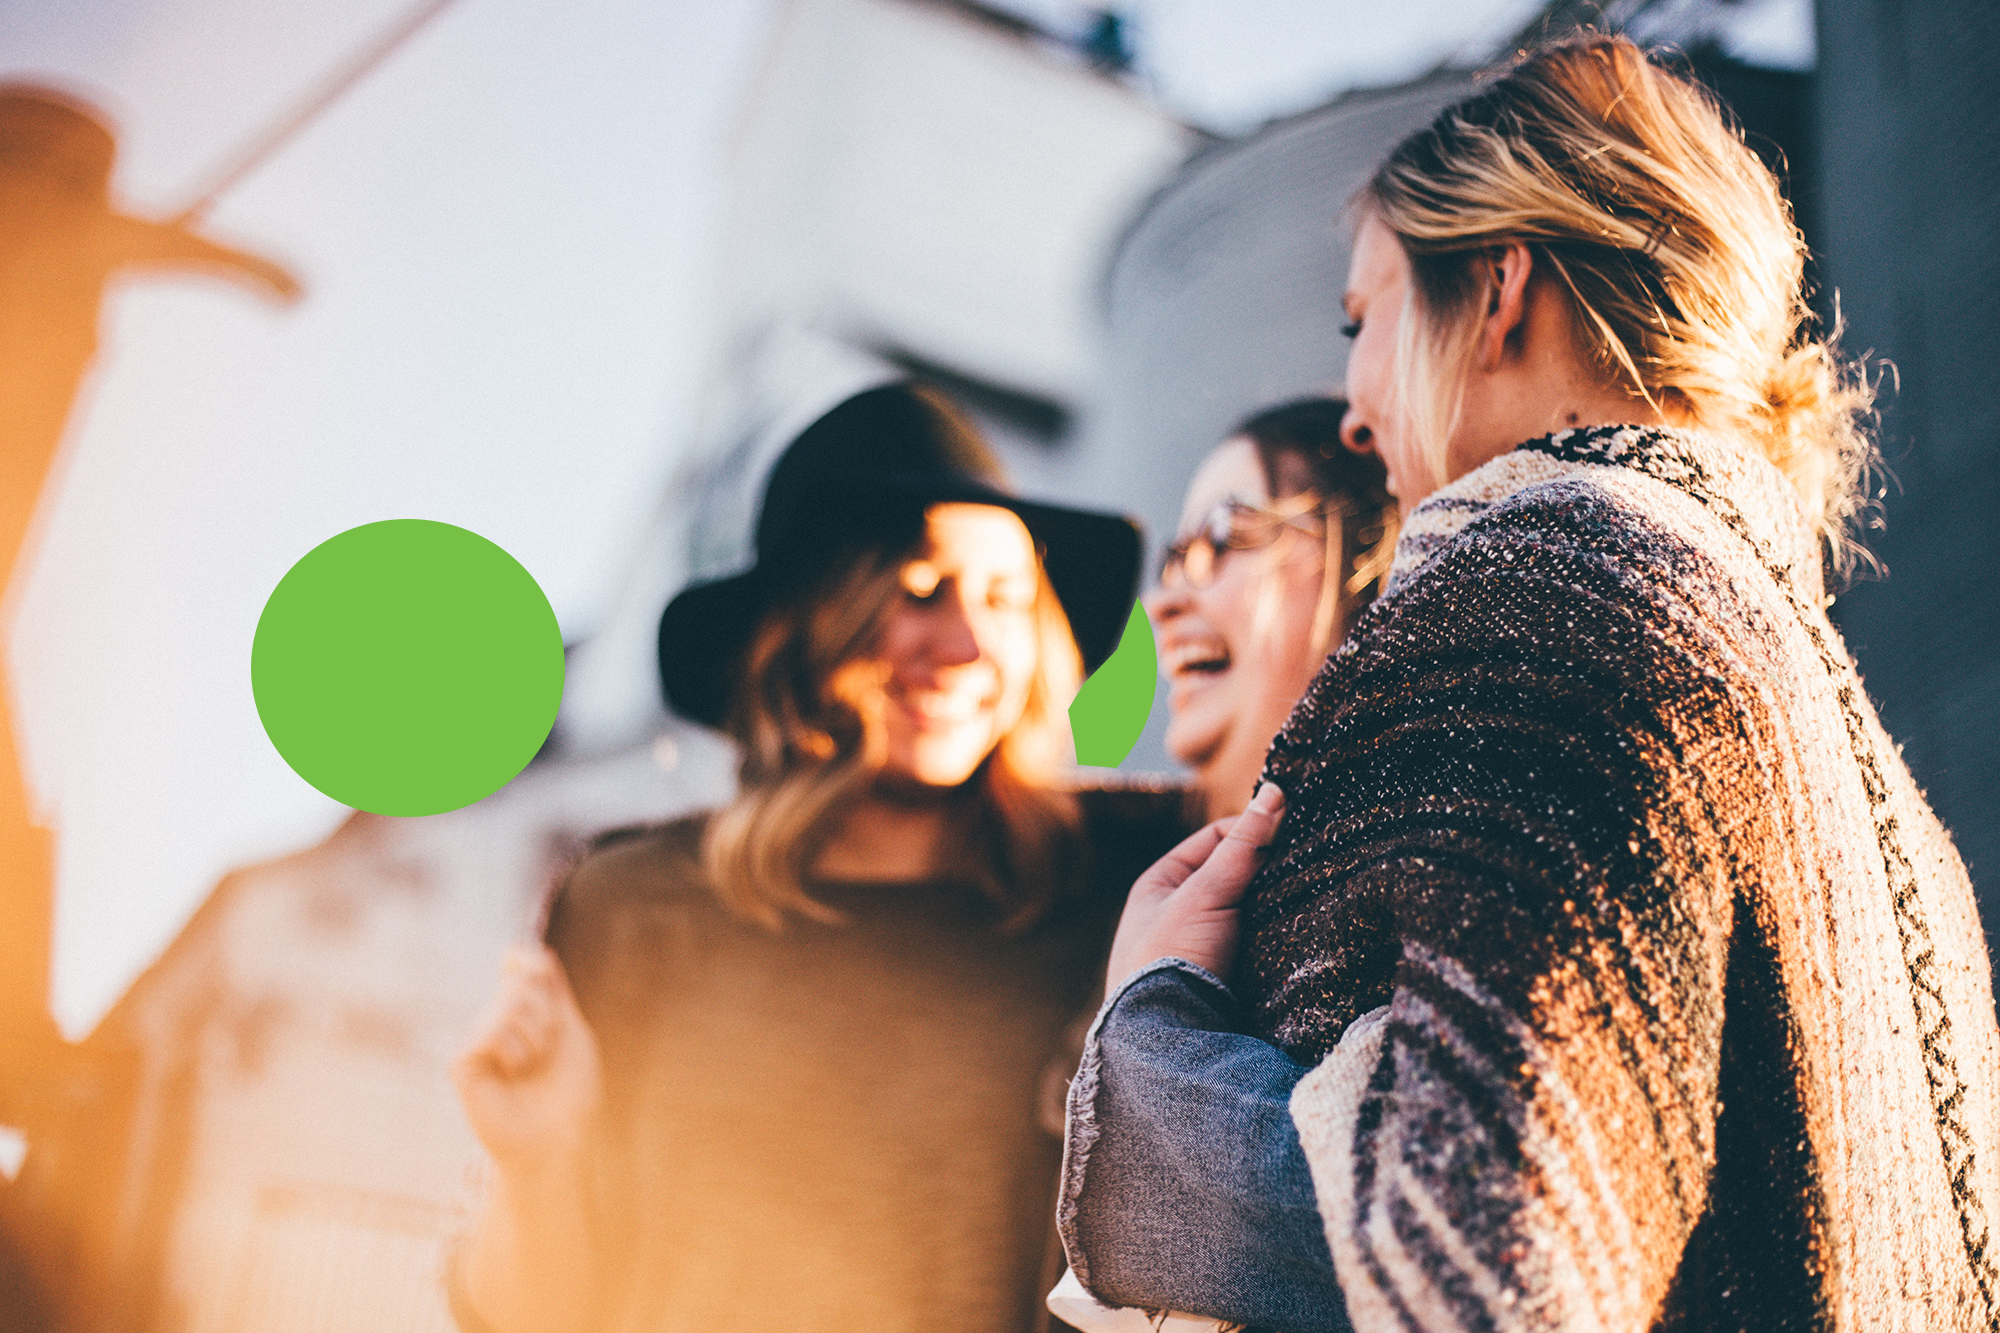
[926,590,983,670]
[1144,578,1189,626]
[1340,405,1376,456]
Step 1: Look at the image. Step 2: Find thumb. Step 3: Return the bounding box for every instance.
[1176,782,1285,913]
[1225,781,1285,849]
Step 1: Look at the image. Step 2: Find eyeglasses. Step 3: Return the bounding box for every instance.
[1158,494,1329,591]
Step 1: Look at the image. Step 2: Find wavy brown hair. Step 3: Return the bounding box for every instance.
[1234,396,1400,655]
[1362,34,1877,574]
[700,517,1084,933]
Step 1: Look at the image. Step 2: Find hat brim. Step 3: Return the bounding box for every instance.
[657,567,778,730]
[100,214,303,302]
[658,483,1140,730]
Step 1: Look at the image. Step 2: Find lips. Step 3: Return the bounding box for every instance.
[1160,638,1232,679]
[890,687,989,728]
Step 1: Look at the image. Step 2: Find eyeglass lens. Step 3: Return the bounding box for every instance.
[1160,496,1332,591]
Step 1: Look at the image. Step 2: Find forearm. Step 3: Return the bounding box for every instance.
[1059,959,1349,1333]
[455,1152,603,1333]
[1291,940,1718,1333]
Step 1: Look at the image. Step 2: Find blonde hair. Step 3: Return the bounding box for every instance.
[1363,34,1877,573]
[700,519,1083,932]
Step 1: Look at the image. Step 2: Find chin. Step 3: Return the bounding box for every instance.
[1163,713,1227,773]
[888,735,996,790]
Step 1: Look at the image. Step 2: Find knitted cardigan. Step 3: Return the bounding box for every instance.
[1246,426,2000,1332]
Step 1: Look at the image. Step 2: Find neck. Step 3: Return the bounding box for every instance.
[1448,381,1669,489]
[1535,385,1670,439]
[812,784,955,882]
[1197,698,1297,824]
[1441,271,1673,494]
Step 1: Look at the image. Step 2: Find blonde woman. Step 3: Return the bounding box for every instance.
[1059,35,2000,1333]
[451,384,1187,1333]
[1150,397,1394,823]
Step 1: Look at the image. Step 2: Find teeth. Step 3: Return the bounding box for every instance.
[900,692,982,722]
[1161,641,1231,676]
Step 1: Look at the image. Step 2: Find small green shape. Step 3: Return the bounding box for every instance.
[252,519,564,817]
[1069,601,1157,768]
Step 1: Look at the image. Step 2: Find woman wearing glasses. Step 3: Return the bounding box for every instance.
[1149,398,1395,822]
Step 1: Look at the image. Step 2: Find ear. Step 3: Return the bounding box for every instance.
[1474,241,1534,371]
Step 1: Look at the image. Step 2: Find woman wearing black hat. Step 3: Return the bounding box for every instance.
[449,383,1188,1333]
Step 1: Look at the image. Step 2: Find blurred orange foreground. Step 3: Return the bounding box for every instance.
[0,84,297,1327]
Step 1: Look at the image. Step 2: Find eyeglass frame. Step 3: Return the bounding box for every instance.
[1157,489,1396,656]
[1156,492,1336,592]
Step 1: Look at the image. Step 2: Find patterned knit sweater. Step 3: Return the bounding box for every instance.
[1247,426,2000,1332]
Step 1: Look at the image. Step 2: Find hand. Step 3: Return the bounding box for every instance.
[452,945,603,1175]
[1105,782,1285,990]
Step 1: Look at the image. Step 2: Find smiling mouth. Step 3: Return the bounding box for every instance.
[892,691,989,727]
[1161,641,1232,679]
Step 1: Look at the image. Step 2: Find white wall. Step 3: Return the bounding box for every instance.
[555,0,1192,762]
[0,0,779,1036]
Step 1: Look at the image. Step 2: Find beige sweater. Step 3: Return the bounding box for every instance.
[543,788,1188,1333]
[1252,427,2000,1331]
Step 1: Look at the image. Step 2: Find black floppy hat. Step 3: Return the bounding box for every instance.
[657,383,1141,730]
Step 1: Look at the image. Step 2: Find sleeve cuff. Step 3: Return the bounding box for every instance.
[1059,959,1345,1330]
[1089,957,1241,1042]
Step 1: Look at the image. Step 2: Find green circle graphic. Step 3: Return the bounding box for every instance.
[252,520,565,817]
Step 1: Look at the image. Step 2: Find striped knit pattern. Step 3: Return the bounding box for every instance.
[1252,426,2000,1332]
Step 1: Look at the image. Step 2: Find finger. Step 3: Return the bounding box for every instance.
[460,952,556,1073]
[464,979,528,1058]
[504,942,558,981]
[1129,819,1234,901]
[491,1020,535,1079]
[1174,784,1285,913]
[455,1019,529,1087]
[505,953,592,1071]
[512,998,555,1064]
[465,1002,537,1081]
[502,953,572,1037]
[513,943,587,1019]
[540,948,587,1016]
[1222,782,1285,849]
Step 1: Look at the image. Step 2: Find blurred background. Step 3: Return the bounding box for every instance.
[0,0,1992,1327]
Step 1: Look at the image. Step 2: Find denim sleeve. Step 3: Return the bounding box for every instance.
[1056,959,1350,1333]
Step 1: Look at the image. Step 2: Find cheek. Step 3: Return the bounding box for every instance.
[994,631,1040,712]
[874,611,922,676]
[1348,326,1391,412]
[1192,577,1259,647]
[1281,573,1333,673]
[1240,561,1314,651]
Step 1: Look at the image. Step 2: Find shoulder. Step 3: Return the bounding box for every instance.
[1372,462,1775,670]
[1277,442,1797,779]
[545,814,718,1000]
[1448,467,1710,576]
[1388,427,1809,620]
[1271,453,1800,829]
[1075,778,1188,821]
[1072,781,1197,887]
[559,813,711,914]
